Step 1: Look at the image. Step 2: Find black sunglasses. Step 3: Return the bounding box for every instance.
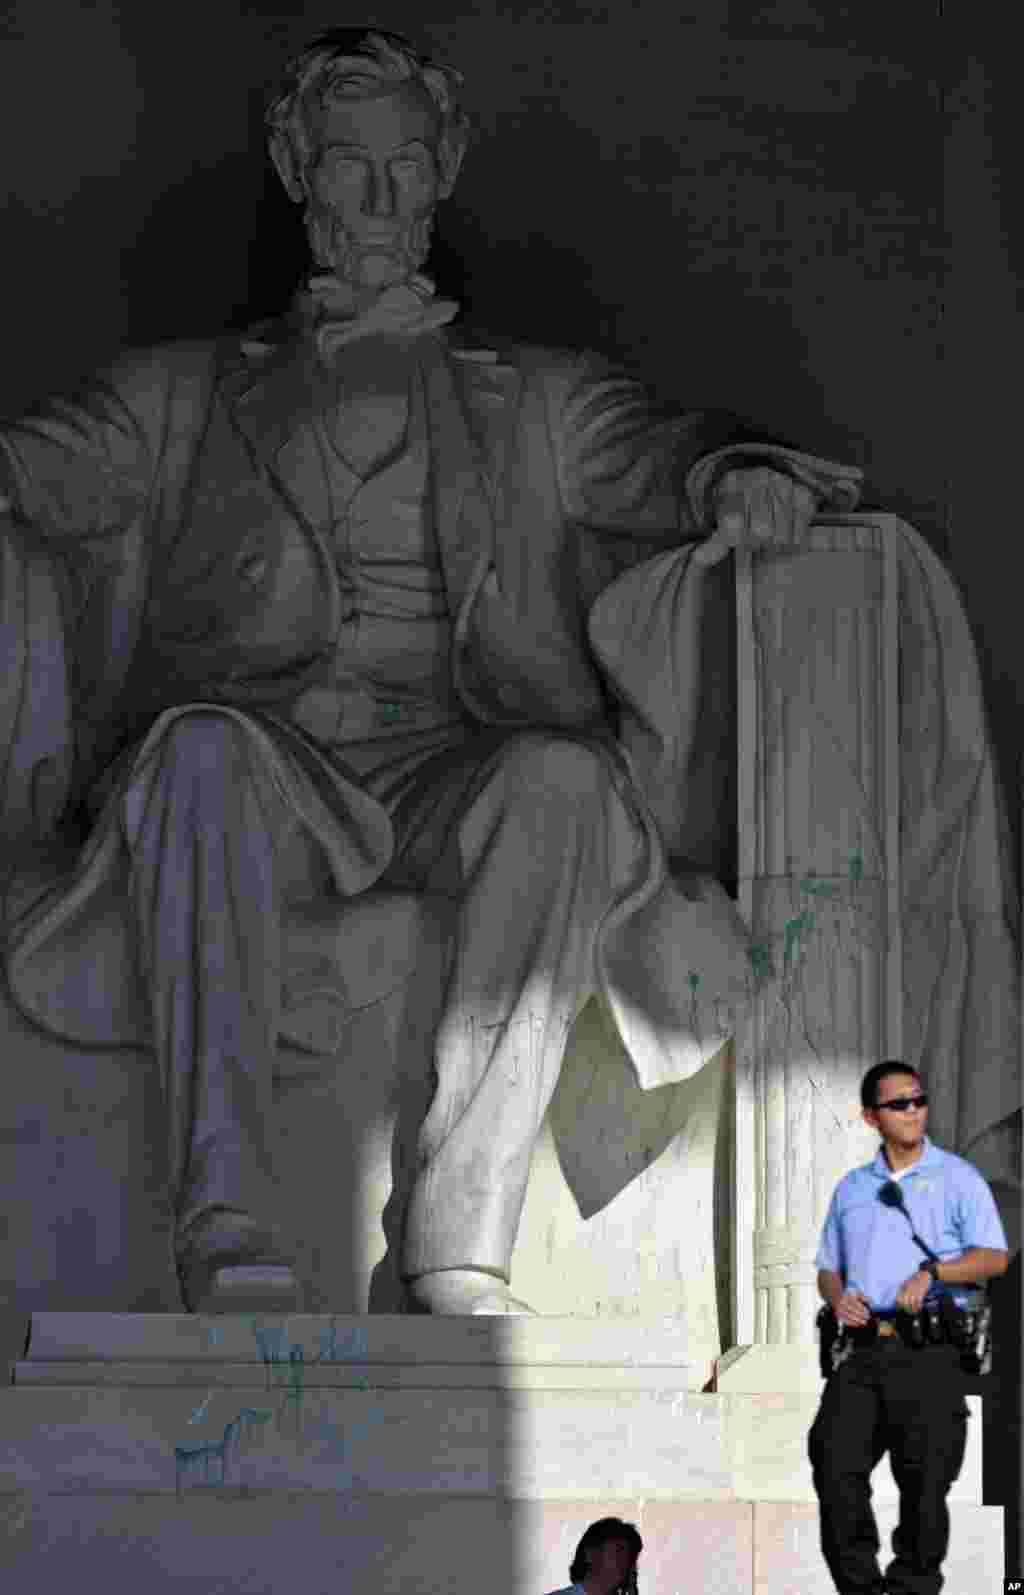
[873,1093,928,1113]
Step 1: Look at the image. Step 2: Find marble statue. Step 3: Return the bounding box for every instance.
[0,26,870,1316]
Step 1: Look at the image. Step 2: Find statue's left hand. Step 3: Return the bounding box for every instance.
[693,466,819,568]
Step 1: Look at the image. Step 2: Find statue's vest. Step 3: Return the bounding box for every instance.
[130,335,614,745]
[285,363,469,751]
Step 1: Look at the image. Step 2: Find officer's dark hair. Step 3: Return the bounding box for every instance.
[861,1059,922,1111]
[568,1518,643,1584]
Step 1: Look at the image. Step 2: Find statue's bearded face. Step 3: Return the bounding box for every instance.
[300,82,445,290]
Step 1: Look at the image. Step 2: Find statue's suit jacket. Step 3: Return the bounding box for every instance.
[0,319,863,1093]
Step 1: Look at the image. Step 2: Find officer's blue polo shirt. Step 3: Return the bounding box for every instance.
[814,1135,1008,1311]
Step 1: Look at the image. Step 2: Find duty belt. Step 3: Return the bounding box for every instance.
[867,1309,903,1342]
[817,1296,993,1376]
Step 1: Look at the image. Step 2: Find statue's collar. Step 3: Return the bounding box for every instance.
[219,298,508,468]
[296,272,461,359]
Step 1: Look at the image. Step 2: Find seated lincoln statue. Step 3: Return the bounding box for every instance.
[0,27,863,1316]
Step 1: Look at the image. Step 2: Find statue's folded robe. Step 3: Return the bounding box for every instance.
[0,330,1016,1190]
[1,689,755,1081]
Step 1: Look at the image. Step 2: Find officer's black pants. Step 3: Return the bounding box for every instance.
[808,1339,969,1595]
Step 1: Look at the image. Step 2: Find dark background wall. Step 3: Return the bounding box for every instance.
[2,2,951,526]
[2,0,1020,1572]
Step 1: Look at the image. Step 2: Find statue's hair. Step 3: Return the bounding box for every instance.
[568,1518,643,1586]
[265,26,470,195]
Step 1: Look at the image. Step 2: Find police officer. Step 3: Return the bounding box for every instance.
[808,1059,1009,1595]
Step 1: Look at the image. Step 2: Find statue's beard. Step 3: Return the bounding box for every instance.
[304,203,436,290]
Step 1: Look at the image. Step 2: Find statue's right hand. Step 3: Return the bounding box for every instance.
[835,1289,872,1328]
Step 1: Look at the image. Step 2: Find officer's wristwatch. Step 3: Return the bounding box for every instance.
[923,1259,941,1282]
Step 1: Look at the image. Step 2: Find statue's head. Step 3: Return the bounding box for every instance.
[265,27,470,293]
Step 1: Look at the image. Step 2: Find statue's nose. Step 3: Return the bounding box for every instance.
[366,165,396,218]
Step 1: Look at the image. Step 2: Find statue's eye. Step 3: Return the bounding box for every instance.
[239,554,269,586]
[320,153,364,179]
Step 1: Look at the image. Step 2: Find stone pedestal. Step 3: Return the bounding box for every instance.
[0,1314,1003,1593]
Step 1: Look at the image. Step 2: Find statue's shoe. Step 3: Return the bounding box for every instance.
[176,1212,301,1315]
[406,1268,537,1316]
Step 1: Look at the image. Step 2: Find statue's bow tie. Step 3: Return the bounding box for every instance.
[302,273,460,362]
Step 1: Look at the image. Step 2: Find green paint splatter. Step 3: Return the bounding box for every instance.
[283,1344,306,1410]
[174,1406,273,1496]
[784,911,814,967]
[748,942,774,981]
[187,1391,215,1425]
[319,1323,369,1363]
[801,875,838,898]
[253,1324,291,1371]
[849,851,864,884]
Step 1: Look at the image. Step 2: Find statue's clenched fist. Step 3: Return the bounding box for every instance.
[694,466,819,568]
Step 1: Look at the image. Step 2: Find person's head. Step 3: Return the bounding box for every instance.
[569,1517,642,1592]
[861,1060,928,1153]
[265,27,471,291]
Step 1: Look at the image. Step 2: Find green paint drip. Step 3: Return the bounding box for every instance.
[174,1407,273,1496]
[320,1323,369,1362]
[284,1344,306,1408]
[748,942,774,980]
[784,911,814,967]
[187,1391,215,1425]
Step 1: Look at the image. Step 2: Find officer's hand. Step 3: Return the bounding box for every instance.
[895,1269,931,1313]
[835,1289,872,1328]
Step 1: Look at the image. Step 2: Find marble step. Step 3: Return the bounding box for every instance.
[12,1310,701,1390]
[3,1314,983,1505]
[0,1491,1003,1595]
[1,1316,1001,1593]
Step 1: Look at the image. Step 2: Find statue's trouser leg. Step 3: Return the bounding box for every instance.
[401,733,644,1282]
[120,709,299,1242]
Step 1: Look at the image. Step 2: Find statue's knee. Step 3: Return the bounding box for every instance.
[124,708,259,819]
[154,709,250,775]
[504,734,610,804]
